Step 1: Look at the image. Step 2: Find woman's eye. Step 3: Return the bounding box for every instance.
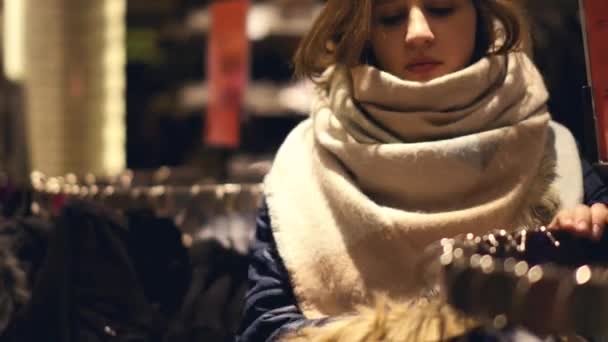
[379,13,406,27]
[426,7,455,17]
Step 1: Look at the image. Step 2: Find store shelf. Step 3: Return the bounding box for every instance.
[184,3,322,40]
[126,0,322,168]
[177,80,314,117]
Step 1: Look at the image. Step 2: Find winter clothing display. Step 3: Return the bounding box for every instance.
[0,183,257,341]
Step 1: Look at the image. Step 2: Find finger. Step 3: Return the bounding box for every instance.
[591,203,608,239]
[548,209,573,229]
[573,204,593,237]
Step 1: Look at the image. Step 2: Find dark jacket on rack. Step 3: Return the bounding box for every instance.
[1,201,192,342]
[0,199,252,342]
[0,216,51,335]
[166,238,250,342]
[236,159,608,342]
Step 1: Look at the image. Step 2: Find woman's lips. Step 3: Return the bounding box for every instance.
[406,62,443,74]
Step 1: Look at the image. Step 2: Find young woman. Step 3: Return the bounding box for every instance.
[237,0,608,340]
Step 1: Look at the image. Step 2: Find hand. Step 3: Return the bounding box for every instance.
[548,203,608,240]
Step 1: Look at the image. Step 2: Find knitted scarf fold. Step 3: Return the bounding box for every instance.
[265,52,582,319]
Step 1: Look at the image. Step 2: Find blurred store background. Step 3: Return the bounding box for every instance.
[0,3,325,340]
[0,0,598,183]
[0,0,320,185]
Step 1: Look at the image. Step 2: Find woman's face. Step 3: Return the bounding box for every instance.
[370,0,478,82]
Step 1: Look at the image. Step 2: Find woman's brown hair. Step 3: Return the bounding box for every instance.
[293,0,528,81]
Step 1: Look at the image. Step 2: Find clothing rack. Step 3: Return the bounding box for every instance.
[28,170,264,221]
[0,173,256,342]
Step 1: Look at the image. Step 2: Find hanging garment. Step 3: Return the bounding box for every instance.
[0,195,255,341]
[166,238,250,341]
[0,234,28,334]
[3,201,170,342]
[126,209,192,319]
[0,216,51,336]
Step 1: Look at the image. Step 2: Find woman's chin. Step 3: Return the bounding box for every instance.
[400,68,449,83]
[401,72,443,82]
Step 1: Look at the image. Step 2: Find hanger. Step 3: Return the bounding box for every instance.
[29,170,264,222]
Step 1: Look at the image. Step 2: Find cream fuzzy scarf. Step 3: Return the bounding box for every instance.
[264,52,582,320]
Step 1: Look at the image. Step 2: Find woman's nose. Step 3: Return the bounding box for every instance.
[404,7,435,47]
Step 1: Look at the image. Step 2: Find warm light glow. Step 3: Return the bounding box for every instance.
[3,0,25,81]
[103,0,127,175]
[102,0,126,176]
[24,0,127,177]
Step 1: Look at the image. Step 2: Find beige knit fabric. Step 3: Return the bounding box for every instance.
[264,52,580,319]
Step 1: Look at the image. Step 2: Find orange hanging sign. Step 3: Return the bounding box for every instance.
[580,0,608,161]
[206,0,250,148]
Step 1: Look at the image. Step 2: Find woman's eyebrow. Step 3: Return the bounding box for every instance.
[425,0,454,5]
[375,0,400,6]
